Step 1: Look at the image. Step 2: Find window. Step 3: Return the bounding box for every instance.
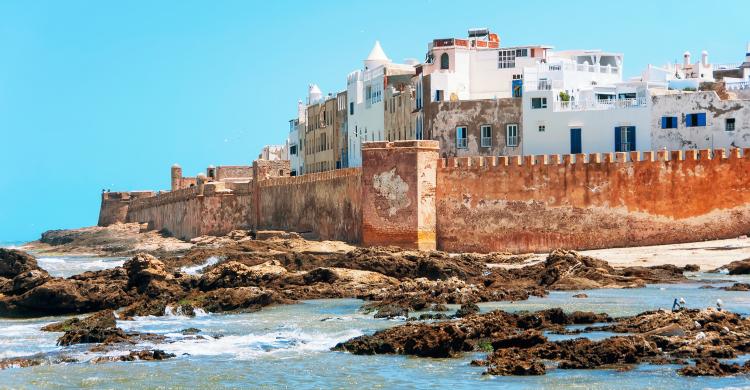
[435,90,444,102]
[686,113,706,127]
[531,97,547,109]
[661,116,678,129]
[498,49,516,69]
[349,102,354,116]
[456,126,467,149]
[538,125,546,132]
[481,125,492,147]
[615,126,636,152]
[726,118,736,131]
[290,145,297,156]
[506,124,518,147]
[440,53,449,70]
[515,48,528,57]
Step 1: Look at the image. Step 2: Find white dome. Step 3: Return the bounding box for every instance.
[308,84,323,104]
[364,40,391,69]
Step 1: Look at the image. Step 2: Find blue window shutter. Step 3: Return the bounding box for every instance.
[628,127,636,151]
[661,117,667,129]
[697,113,706,126]
[614,127,622,152]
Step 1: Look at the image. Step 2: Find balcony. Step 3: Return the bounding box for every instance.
[726,80,750,91]
[554,97,647,112]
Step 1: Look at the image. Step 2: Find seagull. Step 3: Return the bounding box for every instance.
[716,298,724,311]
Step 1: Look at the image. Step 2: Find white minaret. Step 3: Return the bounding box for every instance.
[364,40,391,70]
[701,50,709,67]
[683,51,691,68]
[308,84,323,105]
[297,100,306,124]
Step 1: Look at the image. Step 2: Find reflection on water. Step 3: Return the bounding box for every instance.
[1,257,749,389]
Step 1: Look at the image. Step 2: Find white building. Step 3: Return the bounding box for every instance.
[417,28,551,102]
[286,100,306,176]
[346,41,415,167]
[521,50,653,155]
[259,144,287,161]
[639,50,714,91]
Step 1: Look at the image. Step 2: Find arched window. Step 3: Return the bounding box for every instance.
[440,53,449,70]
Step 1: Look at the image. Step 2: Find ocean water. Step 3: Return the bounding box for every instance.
[1,257,749,389]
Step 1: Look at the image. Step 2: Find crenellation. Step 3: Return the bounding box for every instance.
[103,142,750,253]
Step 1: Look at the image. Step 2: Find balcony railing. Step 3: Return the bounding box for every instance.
[726,81,750,91]
[555,97,647,111]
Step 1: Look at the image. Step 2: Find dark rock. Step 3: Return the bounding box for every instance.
[198,287,283,313]
[480,348,546,376]
[455,302,479,318]
[722,283,750,291]
[491,330,547,349]
[679,358,750,376]
[572,293,588,298]
[91,349,176,364]
[181,328,201,335]
[56,310,127,346]
[11,269,51,294]
[374,304,408,319]
[0,249,40,278]
[683,264,701,272]
[303,268,339,284]
[711,258,750,275]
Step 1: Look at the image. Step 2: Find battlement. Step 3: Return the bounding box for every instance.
[361,140,440,150]
[439,148,748,170]
[100,142,750,253]
[259,167,361,188]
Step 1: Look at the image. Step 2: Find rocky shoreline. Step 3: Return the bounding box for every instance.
[2,225,749,375]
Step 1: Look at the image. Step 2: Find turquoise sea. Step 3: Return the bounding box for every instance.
[1,252,750,389]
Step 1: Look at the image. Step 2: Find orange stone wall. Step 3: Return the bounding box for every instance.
[436,149,750,253]
[257,168,362,242]
[361,140,439,250]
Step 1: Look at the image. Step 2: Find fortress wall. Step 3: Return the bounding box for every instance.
[125,184,255,240]
[98,191,155,227]
[436,149,750,253]
[257,168,362,242]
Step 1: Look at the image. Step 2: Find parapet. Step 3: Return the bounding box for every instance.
[362,140,439,150]
[438,148,747,170]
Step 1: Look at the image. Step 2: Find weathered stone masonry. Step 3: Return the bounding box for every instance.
[101,142,750,253]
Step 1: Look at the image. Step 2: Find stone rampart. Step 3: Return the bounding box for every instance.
[100,145,750,253]
[436,148,750,253]
[257,168,362,242]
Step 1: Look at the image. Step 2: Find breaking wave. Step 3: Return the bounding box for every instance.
[180,256,222,276]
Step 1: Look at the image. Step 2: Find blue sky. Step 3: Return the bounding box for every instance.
[1,0,748,241]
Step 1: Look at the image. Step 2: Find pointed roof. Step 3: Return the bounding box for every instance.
[366,40,390,62]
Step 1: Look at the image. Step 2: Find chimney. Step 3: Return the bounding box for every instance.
[701,50,708,67]
[683,51,691,68]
